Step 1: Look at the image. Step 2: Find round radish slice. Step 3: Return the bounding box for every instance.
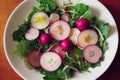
[27,50,41,68]
[31,12,50,29]
[78,30,98,48]
[61,14,69,22]
[50,45,66,59]
[25,28,39,40]
[69,28,80,45]
[50,20,70,41]
[40,52,62,72]
[83,45,103,64]
[50,13,60,22]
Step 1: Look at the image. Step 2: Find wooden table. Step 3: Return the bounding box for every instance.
[0,0,120,80]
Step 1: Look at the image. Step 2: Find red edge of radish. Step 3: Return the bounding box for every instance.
[40,52,62,72]
[25,28,39,40]
[83,45,103,64]
[77,29,98,48]
[27,50,41,68]
[49,20,70,41]
[50,45,66,60]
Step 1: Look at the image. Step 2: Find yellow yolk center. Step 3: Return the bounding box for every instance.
[56,26,63,34]
[84,35,91,43]
[36,16,45,23]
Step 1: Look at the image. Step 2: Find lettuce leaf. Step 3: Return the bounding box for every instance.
[92,16,110,52]
[93,16,110,40]
[70,3,92,20]
[14,40,39,58]
[36,0,57,13]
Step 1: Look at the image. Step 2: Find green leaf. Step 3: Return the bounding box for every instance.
[27,7,40,23]
[93,16,110,40]
[68,19,76,28]
[36,0,57,13]
[102,41,108,52]
[70,3,92,20]
[14,40,39,58]
[12,7,39,42]
[12,24,30,42]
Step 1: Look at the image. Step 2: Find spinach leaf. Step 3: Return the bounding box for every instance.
[36,0,57,13]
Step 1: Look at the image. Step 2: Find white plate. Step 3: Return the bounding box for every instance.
[4,0,119,80]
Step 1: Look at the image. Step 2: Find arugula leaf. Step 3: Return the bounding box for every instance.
[70,3,92,20]
[36,0,57,13]
[14,40,39,58]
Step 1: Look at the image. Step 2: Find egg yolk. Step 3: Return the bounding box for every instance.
[56,26,63,34]
[36,16,45,23]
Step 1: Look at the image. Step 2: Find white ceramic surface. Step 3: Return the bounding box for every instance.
[4,0,118,80]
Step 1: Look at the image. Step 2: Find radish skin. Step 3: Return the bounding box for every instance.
[78,30,98,48]
[50,45,66,59]
[83,45,103,64]
[61,14,69,22]
[27,50,41,68]
[25,28,39,40]
[50,13,60,22]
[50,20,70,41]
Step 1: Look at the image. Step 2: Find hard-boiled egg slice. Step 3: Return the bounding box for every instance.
[31,12,50,29]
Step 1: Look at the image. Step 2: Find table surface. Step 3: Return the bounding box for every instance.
[0,0,120,80]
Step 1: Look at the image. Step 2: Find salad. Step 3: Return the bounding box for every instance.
[12,0,110,80]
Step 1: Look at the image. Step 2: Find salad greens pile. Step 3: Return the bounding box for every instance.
[12,0,110,80]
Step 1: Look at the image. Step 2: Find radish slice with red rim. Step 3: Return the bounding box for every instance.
[61,14,69,22]
[27,50,41,68]
[25,28,39,40]
[83,45,103,64]
[50,13,60,22]
[40,52,62,72]
[50,20,70,41]
[78,29,98,48]
[50,45,66,59]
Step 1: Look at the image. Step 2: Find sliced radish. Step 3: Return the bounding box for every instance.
[50,45,66,59]
[40,52,62,72]
[50,20,70,41]
[27,50,41,68]
[61,14,69,22]
[69,28,80,45]
[31,12,50,29]
[25,28,39,40]
[83,45,103,64]
[50,13,60,22]
[78,30,98,48]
